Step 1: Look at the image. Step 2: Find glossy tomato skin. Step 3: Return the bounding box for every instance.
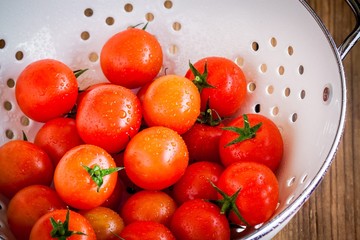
[217,162,279,226]
[120,221,175,240]
[76,84,142,153]
[100,28,163,89]
[15,59,78,122]
[170,199,230,240]
[142,74,201,135]
[182,122,224,163]
[34,117,84,167]
[0,140,54,199]
[79,207,124,240]
[7,185,66,240]
[185,56,247,117]
[219,113,284,172]
[124,126,189,190]
[171,161,224,205]
[120,190,177,226]
[29,209,96,240]
[54,144,119,210]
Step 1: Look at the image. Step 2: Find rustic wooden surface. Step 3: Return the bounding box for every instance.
[274,0,360,239]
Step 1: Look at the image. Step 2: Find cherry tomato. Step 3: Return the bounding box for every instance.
[0,140,54,199]
[15,59,78,122]
[76,84,142,153]
[119,221,175,240]
[124,126,189,190]
[34,117,84,166]
[185,56,247,117]
[7,185,66,240]
[120,190,177,226]
[171,161,224,205]
[100,27,163,89]
[182,122,224,163]
[54,144,120,210]
[100,177,125,211]
[170,199,230,240]
[29,209,96,240]
[219,113,284,172]
[79,207,124,240]
[216,162,279,226]
[142,74,201,134]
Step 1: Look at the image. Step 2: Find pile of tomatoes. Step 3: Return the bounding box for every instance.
[0,25,284,240]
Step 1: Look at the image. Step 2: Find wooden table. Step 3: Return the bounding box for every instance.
[274,0,360,239]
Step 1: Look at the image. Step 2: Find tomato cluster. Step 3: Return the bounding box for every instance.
[0,25,284,240]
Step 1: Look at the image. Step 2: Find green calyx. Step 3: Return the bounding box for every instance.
[189,61,215,93]
[197,99,222,126]
[50,208,86,240]
[209,181,249,227]
[222,114,262,147]
[82,164,123,192]
[73,68,88,78]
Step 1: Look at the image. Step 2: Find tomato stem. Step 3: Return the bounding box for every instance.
[197,99,222,126]
[73,68,88,78]
[189,61,215,93]
[209,181,249,227]
[82,165,123,192]
[50,208,86,239]
[222,114,262,147]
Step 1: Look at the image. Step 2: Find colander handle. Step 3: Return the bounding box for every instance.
[338,0,360,60]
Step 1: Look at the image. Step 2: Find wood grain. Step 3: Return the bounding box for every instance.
[274,0,360,239]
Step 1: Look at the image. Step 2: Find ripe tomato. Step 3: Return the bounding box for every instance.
[120,190,177,226]
[124,126,189,190]
[216,162,279,226]
[182,122,224,163]
[171,161,224,205]
[76,84,142,153]
[34,117,84,166]
[219,113,284,172]
[29,209,96,240]
[170,199,230,240]
[7,185,66,240]
[54,144,120,210]
[0,140,53,199]
[185,56,247,117]
[119,221,175,240]
[15,59,78,122]
[100,27,163,89]
[142,74,201,134]
[79,207,124,240]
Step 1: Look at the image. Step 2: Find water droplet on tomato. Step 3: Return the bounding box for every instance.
[119,110,127,118]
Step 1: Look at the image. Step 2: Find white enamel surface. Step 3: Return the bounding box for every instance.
[0,0,346,239]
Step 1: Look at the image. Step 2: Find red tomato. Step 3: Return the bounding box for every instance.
[100,28,163,89]
[29,209,96,240]
[185,56,247,117]
[76,84,142,153]
[100,177,125,211]
[182,122,224,163]
[120,190,177,226]
[15,59,78,122]
[170,199,230,240]
[124,126,189,190]
[219,113,284,172]
[142,74,201,134]
[171,161,224,205]
[79,207,124,240]
[216,162,279,226]
[0,140,53,199]
[7,185,66,240]
[119,221,175,240]
[54,144,120,210]
[34,117,84,166]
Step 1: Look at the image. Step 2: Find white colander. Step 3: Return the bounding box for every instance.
[1,0,359,239]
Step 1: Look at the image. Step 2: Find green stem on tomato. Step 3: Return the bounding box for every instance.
[50,208,86,240]
[222,114,262,147]
[73,68,88,78]
[196,99,222,126]
[189,61,215,93]
[82,165,123,192]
